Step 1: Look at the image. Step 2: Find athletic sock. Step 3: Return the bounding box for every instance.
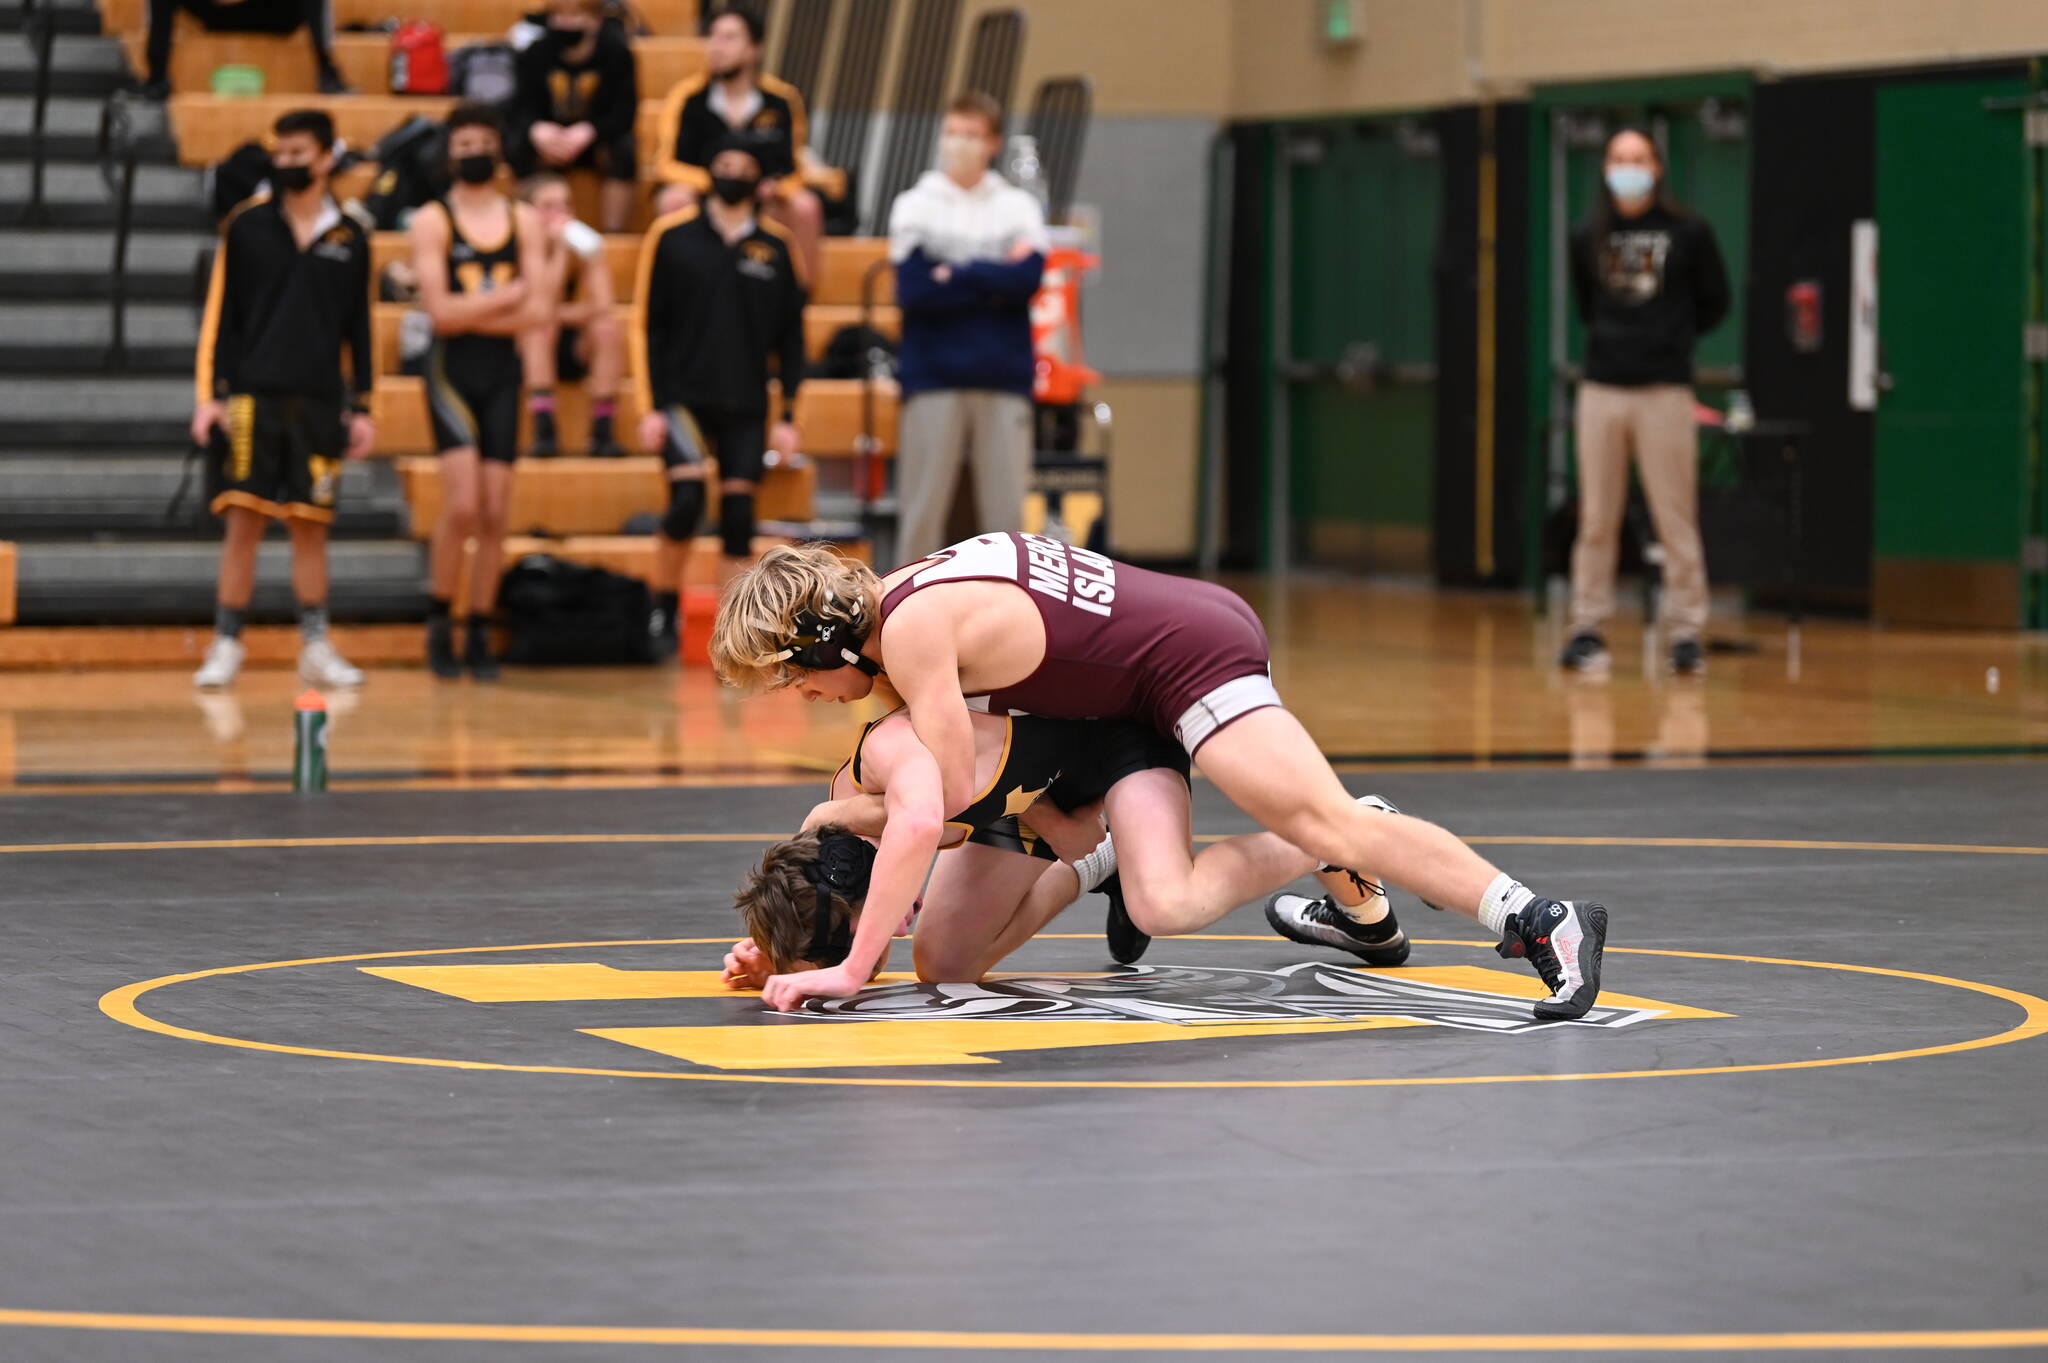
[298,602,330,645]
[1330,880,1391,925]
[1073,833,1117,893]
[1478,873,1536,936]
[214,604,245,640]
[527,388,555,415]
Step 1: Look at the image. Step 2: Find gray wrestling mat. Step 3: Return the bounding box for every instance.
[2,763,2044,1360]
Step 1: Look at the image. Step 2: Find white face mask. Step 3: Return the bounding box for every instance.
[937,133,986,178]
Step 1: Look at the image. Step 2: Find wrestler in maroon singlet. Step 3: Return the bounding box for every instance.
[879,532,1282,753]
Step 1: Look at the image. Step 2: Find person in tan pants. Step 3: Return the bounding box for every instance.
[1561,127,1730,675]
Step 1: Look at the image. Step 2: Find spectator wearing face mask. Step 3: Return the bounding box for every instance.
[1561,126,1730,678]
[652,6,823,281]
[506,0,639,233]
[886,90,1048,565]
[632,136,808,655]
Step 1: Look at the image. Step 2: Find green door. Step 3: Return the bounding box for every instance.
[1873,76,2031,627]
[1280,119,1441,573]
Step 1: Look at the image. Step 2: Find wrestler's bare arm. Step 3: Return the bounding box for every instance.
[877,601,981,816]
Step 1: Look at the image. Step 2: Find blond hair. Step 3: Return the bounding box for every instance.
[734,829,857,975]
[710,542,883,691]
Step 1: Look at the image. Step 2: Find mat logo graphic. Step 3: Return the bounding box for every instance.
[798,962,1662,1034]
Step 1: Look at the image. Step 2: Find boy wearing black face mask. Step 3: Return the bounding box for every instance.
[632,137,807,653]
[408,103,557,680]
[507,0,638,233]
[190,108,375,692]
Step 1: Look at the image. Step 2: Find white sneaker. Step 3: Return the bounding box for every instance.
[298,638,364,689]
[192,635,245,690]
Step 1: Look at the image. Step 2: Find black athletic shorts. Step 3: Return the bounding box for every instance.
[965,813,1059,862]
[425,336,522,464]
[660,404,766,484]
[210,392,347,524]
[1044,720,1192,813]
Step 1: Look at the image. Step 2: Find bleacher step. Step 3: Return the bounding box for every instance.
[0,300,196,372]
[0,93,174,159]
[14,536,426,623]
[0,454,407,538]
[0,30,127,95]
[0,157,210,228]
[0,375,192,445]
[0,227,210,300]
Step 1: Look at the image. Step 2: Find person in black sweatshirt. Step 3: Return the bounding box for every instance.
[506,0,639,232]
[1561,126,1730,678]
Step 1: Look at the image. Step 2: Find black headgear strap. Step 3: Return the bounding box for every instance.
[776,596,881,678]
[802,829,877,965]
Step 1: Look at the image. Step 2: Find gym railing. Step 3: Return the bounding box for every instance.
[97,88,143,370]
[19,0,57,224]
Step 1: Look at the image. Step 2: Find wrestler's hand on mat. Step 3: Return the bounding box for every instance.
[722,938,773,990]
[761,964,862,1011]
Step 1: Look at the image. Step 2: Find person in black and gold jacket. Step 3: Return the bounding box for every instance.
[190,108,375,692]
[507,0,639,232]
[651,6,822,280]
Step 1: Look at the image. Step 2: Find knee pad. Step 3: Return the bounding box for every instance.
[661,478,705,542]
[718,489,755,558]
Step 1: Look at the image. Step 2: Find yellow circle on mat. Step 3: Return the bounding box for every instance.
[100,935,2048,1091]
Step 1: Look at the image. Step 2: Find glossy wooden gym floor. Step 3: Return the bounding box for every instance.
[2,580,2045,1359]
[0,580,2041,790]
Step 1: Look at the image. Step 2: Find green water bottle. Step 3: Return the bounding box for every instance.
[293,690,328,792]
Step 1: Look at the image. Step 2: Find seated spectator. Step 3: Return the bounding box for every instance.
[507,0,639,234]
[652,6,822,280]
[518,173,626,458]
[143,0,351,99]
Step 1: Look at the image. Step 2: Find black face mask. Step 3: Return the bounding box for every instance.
[271,162,315,193]
[452,154,498,185]
[546,21,588,45]
[710,174,760,206]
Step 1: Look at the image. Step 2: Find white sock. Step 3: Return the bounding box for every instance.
[1320,869,1390,924]
[1478,874,1535,935]
[1072,834,1118,893]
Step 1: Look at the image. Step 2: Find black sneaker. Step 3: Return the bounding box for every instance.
[1266,892,1410,967]
[1495,899,1608,1020]
[426,619,462,680]
[1671,637,1704,675]
[464,620,500,681]
[1101,873,1149,965]
[647,606,679,662]
[317,68,355,95]
[1559,631,1609,672]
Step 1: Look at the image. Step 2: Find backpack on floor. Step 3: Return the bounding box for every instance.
[497,554,657,665]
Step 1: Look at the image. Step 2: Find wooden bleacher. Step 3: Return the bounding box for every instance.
[393,456,814,539]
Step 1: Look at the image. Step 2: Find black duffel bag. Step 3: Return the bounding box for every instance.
[497,554,656,665]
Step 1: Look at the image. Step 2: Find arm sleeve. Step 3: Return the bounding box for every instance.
[634,226,676,410]
[346,235,373,409]
[591,37,638,141]
[776,251,809,417]
[894,246,981,316]
[1568,225,1598,324]
[194,219,237,404]
[955,251,1045,302]
[653,84,713,191]
[1691,218,1732,335]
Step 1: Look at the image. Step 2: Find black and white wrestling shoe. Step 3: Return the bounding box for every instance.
[1495,899,1608,1020]
[1264,890,1410,967]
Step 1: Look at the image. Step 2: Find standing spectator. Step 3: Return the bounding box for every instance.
[652,6,823,281]
[190,108,374,691]
[518,174,627,458]
[409,104,554,680]
[143,0,351,99]
[1561,127,1730,677]
[506,0,639,233]
[887,91,1047,565]
[633,137,806,654]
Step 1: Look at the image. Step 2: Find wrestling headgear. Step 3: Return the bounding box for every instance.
[802,828,877,965]
[776,596,880,678]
